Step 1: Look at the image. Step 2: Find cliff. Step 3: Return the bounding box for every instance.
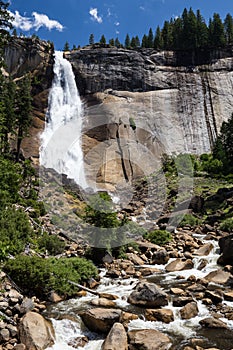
[64,46,233,190]
[4,37,54,160]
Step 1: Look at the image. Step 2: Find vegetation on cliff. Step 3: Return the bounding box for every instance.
[85,9,233,51]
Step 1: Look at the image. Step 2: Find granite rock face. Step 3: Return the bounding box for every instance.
[4,37,54,160]
[65,46,233,189]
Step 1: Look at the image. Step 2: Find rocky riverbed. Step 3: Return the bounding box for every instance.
[2,221,233,350]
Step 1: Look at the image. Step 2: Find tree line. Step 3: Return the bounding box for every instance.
[82,8,233,51]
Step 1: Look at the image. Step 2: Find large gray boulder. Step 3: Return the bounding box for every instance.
[79,308,121,333]
[128,282,168,307]
[19,312,55,350]
[101,323,128,350]
[128,329,172,350]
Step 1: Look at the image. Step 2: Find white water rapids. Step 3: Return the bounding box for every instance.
[46,235,233,350]
[40,51,87,189]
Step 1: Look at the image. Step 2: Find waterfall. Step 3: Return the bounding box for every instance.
[40,51,87,189]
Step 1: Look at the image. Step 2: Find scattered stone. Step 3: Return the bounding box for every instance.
[119,312,138,329]
[193,243,213,256]
[13,344,26,350]
[128,329,172,350]
[223,290,233,301]
[140,267,160,276]
[145,308,174,323]
[0,328,10,342]
[48,292,63,303]
[173,297,193,307]
[165,258,194,272]
[205,290,223,304]
[180,301,198,319]
[126,253,145,265]
[79,308,121,333]
[128,282,168,308]
[68,336,88,348]
[199,317,228,328]
[91,298,116,307]
[19,298,34,314]
[101,323,127,350]
[152,250,169,265]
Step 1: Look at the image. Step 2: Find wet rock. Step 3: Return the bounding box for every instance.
[223,290,233,301]
[165,258,194,272]
[205,269,232,284]
[68,336,88,348]
[173,296,194,307]
[79,308,121,333]
[197,259,208,270]
[170,287,186,295]
[19,312,55,350]
[99,293,118,300]
[106,269,121,278]
[199,317,228,328]
[193,243,214,256]
[128,329,172,350]
[145,308,174,323]
[218,234,233,265]
[101,323,128,350]
[13,345,26,350]
[140,267,160,276]
[119,312,138,329]
[128,282,168,308]
[180,301,198,319]
[126,253,145,265]
[152,249,169,265]
[91,298,116,307]
[48,292,63,303]
[205,290,223,304]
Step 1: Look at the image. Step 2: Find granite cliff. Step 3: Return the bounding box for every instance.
[64,46,233,189]
[4,39,233,189]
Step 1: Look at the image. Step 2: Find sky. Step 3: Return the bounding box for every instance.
[8,0,233,50]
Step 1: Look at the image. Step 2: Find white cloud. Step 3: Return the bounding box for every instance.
[115,21,120,26]
[139,6,145,11]
[9,10,64,32]
[107,8,112,18]
[89,8,103,24]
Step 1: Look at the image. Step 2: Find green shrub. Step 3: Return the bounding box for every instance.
[129,117,136,131]
[219,218,233,232]
[0,207,33,257]
[4,255,98,298]
[37,233,66,255]
[143,229,172,246]
[178,213,200,227]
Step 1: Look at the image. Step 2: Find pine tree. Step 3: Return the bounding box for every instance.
[100,35,106,44]
[196,9,208,48]
[89,33,94,45]
[130,37,136,48]
[224,13,233,45]
[147,28,154,48]
[114,37,121,48]
[0,1,13,66]
[63,41,70,51]
[154,26,164,49]
[135,35,140,47]
[209,13,226,47]
[162,21,173,49]
[109,38,115,46]
[125,33,131,48]
[141,34,148,48]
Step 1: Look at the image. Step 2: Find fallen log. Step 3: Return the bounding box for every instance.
[67,280,100,296]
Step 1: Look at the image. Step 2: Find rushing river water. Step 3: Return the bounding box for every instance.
[46,233,233,350]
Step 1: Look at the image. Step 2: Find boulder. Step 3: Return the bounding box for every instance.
[119,312,138,329]
[101,323,128,350]
[193,243,213,256]
[79,308,121,333]
[223,290,233,301]
[180,301,199,319]
[204,269,232,284]
[173,297,194,307]
[218,234,233,265]
[19,312,55,350]
[204,290,223,304]
[128,329,172,350]
[165,258,194,272]
[126,253,145,265]
[199,317,228,329]
[145,308,174,323]
[91,298,116,307]
[128,282,168,307]
[152,249,169,265]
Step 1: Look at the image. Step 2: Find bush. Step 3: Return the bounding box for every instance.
[37,233,66,255]
[4,255,98,298]
[0,207,33,257]
[178,213,200,227]
[143,229,172,246]
[219,218,233,232]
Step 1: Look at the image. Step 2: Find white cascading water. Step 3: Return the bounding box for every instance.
[40,51,87,189]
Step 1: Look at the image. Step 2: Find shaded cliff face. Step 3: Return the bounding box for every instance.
[65,47,233,190]
[4,37,54,160]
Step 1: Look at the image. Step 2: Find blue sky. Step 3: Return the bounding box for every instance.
[8,0,233,50]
